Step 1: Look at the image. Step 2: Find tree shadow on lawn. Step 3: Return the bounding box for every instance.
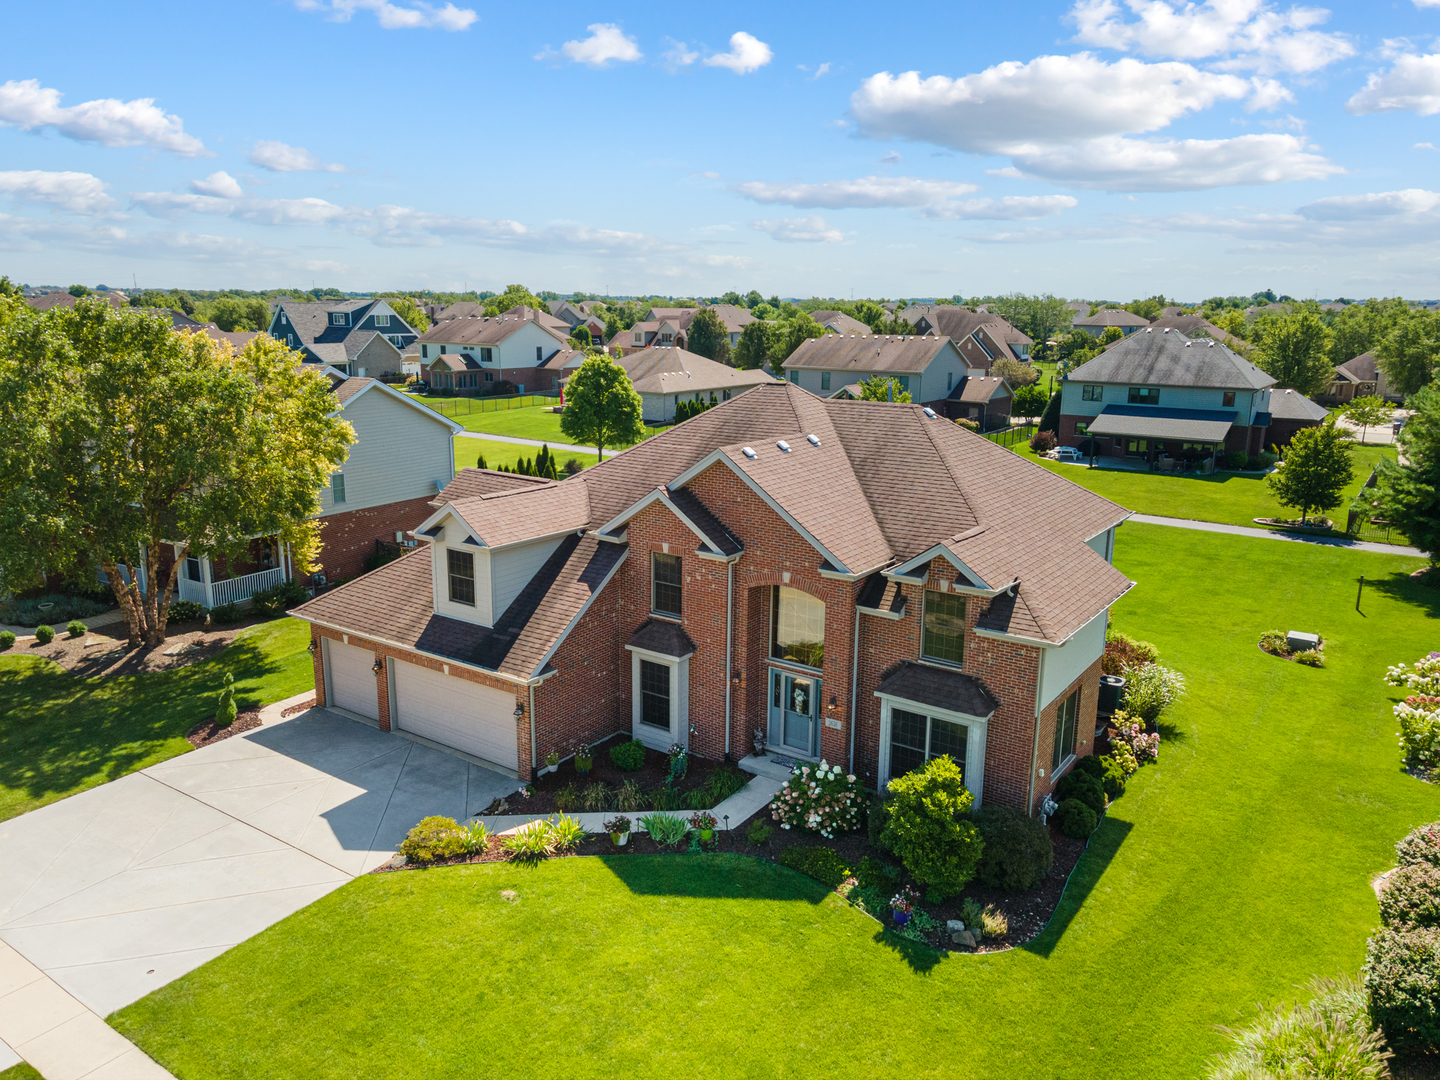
[1024,815,1133,960]
[1366,570,1440,621]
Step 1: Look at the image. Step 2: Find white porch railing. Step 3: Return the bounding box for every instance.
[210,566,287,608]
[177,575,208,606]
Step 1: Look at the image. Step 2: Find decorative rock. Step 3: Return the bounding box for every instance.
[955,930,977,948]
[389,854,408,869]
[946,919,965,933]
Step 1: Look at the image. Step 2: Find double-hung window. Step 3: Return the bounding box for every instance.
[1052,688,1079,771]
[1082,384,1103,402]
[1222,391,1236,407]
[331,473,346,505]
[374,314,390,327]
[921,589,966,666]
[447,549,476,607]
[1128,387,1160,406]
[652,553,682,617]
[639,660,671,730]
[821,371,831,392]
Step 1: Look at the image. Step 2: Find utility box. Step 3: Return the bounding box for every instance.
[1287,631,1320,653]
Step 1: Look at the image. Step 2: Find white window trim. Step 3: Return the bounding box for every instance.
[374,313,390,327]
[875,693,989,805]
[627,646,689,752]
[446,547,477,608]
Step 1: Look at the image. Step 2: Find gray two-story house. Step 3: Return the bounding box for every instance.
[1058,328,1327,465]
[781,334,980,412]
[269,298,421,377]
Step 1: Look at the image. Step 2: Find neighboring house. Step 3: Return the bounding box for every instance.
[546,300,609,341]
[782,334,979,411]
[535,347,590,392]
[682,303,757,346]
[1159,306,1186,318]
[1319,352,1397,405]
[811,310,872,336]
[615,316,688,354]
[155,308,258,349]
[1266,388,1332,445]
[905,306,1034,362]
[609,348,779,423]
[1059,328,1324,463]
[170,377,460,608]
[27,291,128,312]
[1144,314,1247,353]
[1072,308,1149,337]
[646,306,699,323]
[290,381,1132,818]
[1066,301,1091,320]
[268,298,420,377]
[948,376,1014,431]
[416,310,570,394]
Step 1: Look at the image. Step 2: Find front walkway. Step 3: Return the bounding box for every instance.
[1129,513,1423,557]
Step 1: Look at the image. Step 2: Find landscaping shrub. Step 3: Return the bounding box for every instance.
[1364,925,1440,1052]
[66,620,87,639]
[1295,648,1326,668]
[845,883,889,916]
[1207,975,1391,1080]
[1223,449,1248,471]
[0,631,14,651]
[554,783,582,813]
[216,671,237,727]
[503,821,557,862]
[1057,798,1098,839]
[867,794,892,852]
[648,786,684,811]
[1379,864,1440,930]
[1259,629,1292,657]
[980,906,1008,939]
[1101,630,1160,676]
[771,760,863,838]
[209,602,242,625]
[954,417,980,432]
[1121,663,1187,725]
[959,897,984,935]
[1246,454,1267,471]
[613,779,647,812]
[462,821,491,853]
[1109,741,1140,777]
[548,814,588,852]
[856,855,899,890]
[1095,755,1127,799]
[1397,821,1440,870]
[882,756,984,900]
[1029,430,1057,454]
[33,624,54,645]
[699,767,750,805]
[778,845,853,888]
[1386,654,1440,696]
[1055,769,1106,815]
[580,782,613,813]
[975,805,1054,892]
[399,816,469,863]
[638,812,689,846]
[745,818,774,846]
[1112,711,1161,763]
[167,599,204,622]
[249,579,308,616]
[0,592,108,628]
[1394,696,1440,769]
[608,738,646,772]
[1074,755,1107,781]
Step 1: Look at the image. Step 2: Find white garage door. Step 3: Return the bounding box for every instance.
[392,660,519,770]
[327,640,380,721]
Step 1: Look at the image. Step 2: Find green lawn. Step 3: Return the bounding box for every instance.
[110,526,1440,1078]
[411,397,671,447]
[0,617,314,822]
[1014,441,1395,530]
[454,437,602,473]
[0,1062,43,1080]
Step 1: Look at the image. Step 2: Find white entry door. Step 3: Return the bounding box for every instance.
[391,659,519,771]
[326,640,380,721]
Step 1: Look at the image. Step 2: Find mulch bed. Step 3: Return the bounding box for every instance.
[281,698,316,718]
[187,710,262,748]
[1393,1052,1440,1080]
[18,614,272,678]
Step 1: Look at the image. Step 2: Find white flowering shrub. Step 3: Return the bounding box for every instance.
[1395,696,1440,768]
[1385,654,1440,696]
[1121,663,1187,725]
[770,760,863,839]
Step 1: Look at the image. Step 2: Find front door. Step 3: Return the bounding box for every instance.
[769,669,818,757]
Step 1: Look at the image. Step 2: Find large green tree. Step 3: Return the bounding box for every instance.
[733,320,774,370]
[559,353,645,459]
[686,308,732,364]
[1377,311,1440,397]
[485,284,549,318]
[1267,423,1354,525]
[382,296,431,333]
[0,301,354,647]
[1328,297,1409,365]
[767,314,824,368]
[1376,384,1440,567]
[1253,312,1334,395]
[204,296,270,332]
[989,293,1073,343]
[858,375,911,403]
[991,355,1039,387]
[1342,395,1393,445]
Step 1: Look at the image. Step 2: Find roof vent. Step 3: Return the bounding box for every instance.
[1145,327,1153,333]
[922,407,937,418]
[806,433,821,446]
[1162,327,1170,333]
[1185,341,1192,347]
[741,446,756,459]
[1208,340,1214,348]
[777,440,791,453]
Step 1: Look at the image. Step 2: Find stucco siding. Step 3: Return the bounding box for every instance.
[320,388,455,516]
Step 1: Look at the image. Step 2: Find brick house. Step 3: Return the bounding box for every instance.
[947,375,1014,431]
[1058,327,1326,464]
[290,383,1132,813]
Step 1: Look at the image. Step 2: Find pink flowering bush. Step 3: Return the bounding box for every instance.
[771,760,863,839]
[1112,711,1160,765]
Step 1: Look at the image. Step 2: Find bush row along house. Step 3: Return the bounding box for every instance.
[289,382,1133,815]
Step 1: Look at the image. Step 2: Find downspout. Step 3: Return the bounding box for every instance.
[724,559,734,760]
[848,600,861,775]
[1027,643,1046,815]
[528,683,537,778]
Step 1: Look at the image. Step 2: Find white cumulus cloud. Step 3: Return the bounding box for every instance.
[731,175,979,210]
[1299,188,1440,221]
[1069,0,1353,74]
[750,216,845,243]
[661,39,699,71]
[189,171,243,198]
[0,79,207,157]
[554,24,643,67]
[705,32,773,74]
[0,170,114,214]
[295,0,476,31]
[1347,53,1440,116]
[1009,133,1339,190]
[248,140,347,173]
[920,195,1080,220]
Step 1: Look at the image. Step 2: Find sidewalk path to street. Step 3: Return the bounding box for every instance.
[1131,513,1423,557]
[454,429,621,458]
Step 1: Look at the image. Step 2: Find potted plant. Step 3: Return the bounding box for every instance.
[543,750,560,776]
[689,811,717,844]
[574,742,593,777]
[603,815,631,847]
[891,886,919,927]
[752,728,767,757]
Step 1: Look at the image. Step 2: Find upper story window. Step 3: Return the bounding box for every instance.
[821,371,832,392]
[894,375,910,392]
[280,312,288,325]
[1222,391,1236,407]
[634,331,643,345]
[421,344,429,359]
[536,346,543,363]
[387,335,403,348]
[330,312,348,326]
[331,473,346,505]
[447,549,475,607]
[1082,384,1103,401]
[789,371,799,384]
[921,589,966,666]
[660,332,673,343]
[480,347,494,363]
[1128,387,1160,406]
[652,553,682,617]
[772,586,824,669]
[374,313,390,327]
[1052,688,1079,771]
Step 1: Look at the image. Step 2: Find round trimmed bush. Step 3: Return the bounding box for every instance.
[1364,925,1440,1052]
[33,624,54,645]
[1096,756,1127,800]
[0,631,14,651]
[167,600,204,623]
[398,816,469,863]
[1380,864,1440,930]
[1055,769,1105,815]
[882,756,983,900]
[1057,798,1098,839]
[67,620,87,639]
[1073,755,1106,781]
[1397,821,1440,870]
[608,738,646,772]
[975,805,1054,892]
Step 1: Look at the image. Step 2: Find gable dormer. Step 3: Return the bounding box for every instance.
[329,310,351,328]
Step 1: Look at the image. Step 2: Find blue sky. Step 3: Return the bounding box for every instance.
[0,0,1436,299]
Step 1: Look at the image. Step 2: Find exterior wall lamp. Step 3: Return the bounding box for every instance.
[307,641,317,654]
[371,657,383,674]
[513,703,525,717]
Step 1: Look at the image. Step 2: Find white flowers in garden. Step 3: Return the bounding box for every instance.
[770,759,863,839]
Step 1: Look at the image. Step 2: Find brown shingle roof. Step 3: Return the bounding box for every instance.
[444,483,590,548]
[432,469,552,507]
[876,661,1000,718]
[1074,308,1149,328]
[627,619,696,657]
[782,334,949,374]
[419,313,568,347]
[618,348,779,395]
[951,376,1010,403]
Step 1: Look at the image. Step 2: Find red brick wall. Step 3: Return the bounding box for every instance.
[532,569,627,768]
[1032,655,1104,806]
[314,496,437,582]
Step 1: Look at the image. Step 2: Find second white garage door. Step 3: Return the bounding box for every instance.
[327,639,380,721]
[391,660,519,771]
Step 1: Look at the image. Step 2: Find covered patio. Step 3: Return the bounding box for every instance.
[174,538,293,609]
[1083,405,1234,473]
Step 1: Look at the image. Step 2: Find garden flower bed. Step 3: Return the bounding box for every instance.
[516,734,751,815]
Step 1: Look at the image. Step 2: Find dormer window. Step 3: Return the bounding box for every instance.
[447,550,475,606]
[330,312,348,326]
[374,314,390,327]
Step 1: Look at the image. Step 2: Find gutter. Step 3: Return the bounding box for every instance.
[724,558,734,760]
[1027,643,1046,816]
[529,682,537,776]
[849,599,860,776]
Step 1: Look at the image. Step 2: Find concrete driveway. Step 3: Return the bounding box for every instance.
[0,706,519,1018]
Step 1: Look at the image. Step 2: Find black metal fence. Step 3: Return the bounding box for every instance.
[981,422,1038,449]
[406,391,559,420]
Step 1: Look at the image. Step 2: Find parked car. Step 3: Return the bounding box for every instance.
[1048,447,1085,463]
